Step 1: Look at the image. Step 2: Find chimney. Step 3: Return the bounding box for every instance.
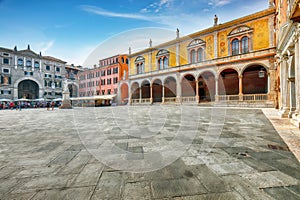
[14,46,17,51]
[27,44,30,50]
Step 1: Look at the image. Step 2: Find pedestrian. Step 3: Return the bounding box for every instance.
[17,101,22,111]
[51,101,55,111]
[9,102,14,110]
[3,102,6,110]
[46,102,50,111]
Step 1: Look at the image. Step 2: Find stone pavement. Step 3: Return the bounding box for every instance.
[0,106,299,200]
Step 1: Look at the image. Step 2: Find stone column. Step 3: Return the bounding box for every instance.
[176,73,181,103]
[150,85,153,104]
[279,55,290,117]
[139,87,142,103]
[128,82,132,105]
[215,79,219,101]
[162,85,165,103]
[238,75,243,101]
[196,79,199,103]
[288,52,296,118]
[176,42,180,66]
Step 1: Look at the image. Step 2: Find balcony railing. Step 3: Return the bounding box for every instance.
[181,96,196,103]
[164,97,177,103]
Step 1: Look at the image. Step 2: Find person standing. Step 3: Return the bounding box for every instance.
[46,102,50,111]
[51,101,55,111]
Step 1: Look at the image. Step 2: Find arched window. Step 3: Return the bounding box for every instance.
[163,57,168,69]
[17,58,23,66]
[156,49,169,70]
[135,56,145,74]
[191,50,196,63]
[232,39,239,55]
[197,48,204,62]
[241,36,249,54]
[122,57,125,63]
[159,58,163,70]
[26,60,32,67]
[126,58,129,64]
[34,61,39,68]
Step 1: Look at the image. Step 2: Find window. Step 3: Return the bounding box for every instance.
[113,67,118,74]
[197,48,204,62]
[101,79,106,85]
[113,77,118,84]
[241,36,249,54]
[3,58,9,65]
[157,49,169,70]
[108,89,111,95]
[3,68,10,74]
[26,60,32,67]
[107,78,111,85]
[102,90,105,95]
[135,56,145,74]
[34,61,39,68]
[107,69,111,75]
[24,71,33,76]
[231,39,239,55]
[188,39,206,63]
[122,57,125,63]
[101,70,105,76]
[56,67,60,72]
[17,58,23,66]
[1,90,11,95]
[191,50,196,63]
[228,26,253,56]
[126,58,129,64]
[46,65,50,70]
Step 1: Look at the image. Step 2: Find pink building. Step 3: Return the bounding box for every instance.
[78,55,128,98]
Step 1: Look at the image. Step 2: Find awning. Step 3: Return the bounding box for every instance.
[70,94,116,101]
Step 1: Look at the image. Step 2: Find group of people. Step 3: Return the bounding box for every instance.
[0,101,60,111]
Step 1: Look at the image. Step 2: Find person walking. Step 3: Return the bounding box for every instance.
[46,102,50,111]
[17,101,22,111]
[51,101,55,111]
[9,101,14,110]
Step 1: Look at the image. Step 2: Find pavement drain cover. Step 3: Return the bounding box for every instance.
[267,144,290,151]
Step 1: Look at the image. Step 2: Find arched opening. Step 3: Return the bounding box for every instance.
[164,77,176,98]
[152,79,163,102]
[131,82,139,99]
[18,80,39,99]
[141,80,150,99]
[120,83,129,104]
[68,84,78,97]
[182,74,196,97]
[198,71,215,102]
[242,65,268,94]
[218,69,239,95]
[231,39,239,55]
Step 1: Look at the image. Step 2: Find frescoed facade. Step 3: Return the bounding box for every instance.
[119,7,277,107]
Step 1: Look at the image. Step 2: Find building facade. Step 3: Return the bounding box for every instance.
[274,0,300,125]
[65,64,83,97]
[119,7,276,107]
[78,55,128,98]
[0,45,66,100]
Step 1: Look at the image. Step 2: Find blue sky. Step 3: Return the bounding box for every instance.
[0,0,269,66]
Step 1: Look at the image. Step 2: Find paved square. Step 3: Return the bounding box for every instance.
[0,106,300,199]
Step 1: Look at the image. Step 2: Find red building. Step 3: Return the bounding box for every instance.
[78,55,128,104]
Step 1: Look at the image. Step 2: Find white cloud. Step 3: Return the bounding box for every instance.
[81,5,150,21]
[37,40,55,54]
[208,0,232,7]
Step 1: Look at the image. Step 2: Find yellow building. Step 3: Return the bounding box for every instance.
[119,7,277,106]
